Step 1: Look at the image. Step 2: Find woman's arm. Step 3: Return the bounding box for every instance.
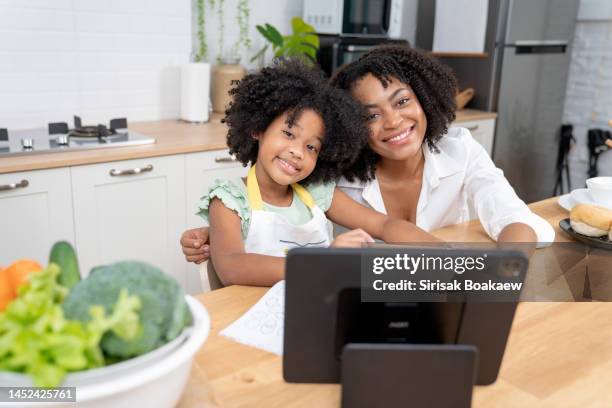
[180,227,210,263]
[326,188,441,243]
[497,223,538,257]
[462,129,554,246]
[497,223,537,243]
[209,198,284,286]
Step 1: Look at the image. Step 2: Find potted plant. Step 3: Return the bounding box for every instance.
[251,17,319,67]
[211,0,251,113]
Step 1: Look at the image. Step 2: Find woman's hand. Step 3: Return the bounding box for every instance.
[180,227,210,263]
[331,228,375,248]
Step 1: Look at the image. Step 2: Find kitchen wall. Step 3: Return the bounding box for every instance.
[0,0,192,129]
[0,0,304,130]
[563,0,612,186]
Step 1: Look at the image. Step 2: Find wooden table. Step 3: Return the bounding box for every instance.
[178,198,612,407]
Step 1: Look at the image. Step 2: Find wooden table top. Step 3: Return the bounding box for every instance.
[178,198,612,407]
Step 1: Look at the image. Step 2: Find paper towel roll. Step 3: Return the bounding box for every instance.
[181,63,211,122]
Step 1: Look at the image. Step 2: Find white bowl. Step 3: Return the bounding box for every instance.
[0,296,210,408]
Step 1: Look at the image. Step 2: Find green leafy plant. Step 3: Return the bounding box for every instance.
[194,0,208,62]
[233,0,251,56]
[195,0,251,64]
[251,17,319,66]
[209,0,226,64]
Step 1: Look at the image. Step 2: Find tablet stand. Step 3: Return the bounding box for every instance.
[341,343,478,408]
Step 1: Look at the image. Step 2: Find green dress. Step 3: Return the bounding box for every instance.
[197,177,336,239]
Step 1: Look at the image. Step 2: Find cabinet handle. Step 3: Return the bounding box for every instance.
[214,155,238,163]
[109,164,154,177]
[466,125,480,132]
[0,179,29,191]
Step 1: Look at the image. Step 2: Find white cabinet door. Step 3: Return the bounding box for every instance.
[451,118,496,156]
[185,149,247,228]
[185,150,248,292]
[71,156,186,287]
[0,168,75,266]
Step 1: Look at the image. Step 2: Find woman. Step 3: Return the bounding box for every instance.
[181,45,553,264]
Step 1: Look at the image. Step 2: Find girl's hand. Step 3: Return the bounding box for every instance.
[180,227,210,263]
[331,228,375,248]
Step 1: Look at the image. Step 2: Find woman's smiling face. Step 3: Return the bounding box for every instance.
[350,74,427,161]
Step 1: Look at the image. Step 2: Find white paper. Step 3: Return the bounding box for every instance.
[433,0,488,53]
[180,63,210,122]
[220,281,285,355]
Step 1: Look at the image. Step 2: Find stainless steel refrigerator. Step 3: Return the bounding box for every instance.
[491,0,580,203]
[427,0,580,203]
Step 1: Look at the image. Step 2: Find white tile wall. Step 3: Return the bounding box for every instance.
[563,16,612,187]
[0,0,191,129]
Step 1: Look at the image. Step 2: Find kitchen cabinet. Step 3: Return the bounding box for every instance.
[451,117,496,156]
[0,168,75,267]
[71,155,187,287]
[185,149,248,292]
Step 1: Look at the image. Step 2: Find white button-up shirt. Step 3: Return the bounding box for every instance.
[336,127,555,246]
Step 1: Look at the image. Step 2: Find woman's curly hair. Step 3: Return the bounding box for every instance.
[330,44,458,182]
[223,58,370,185]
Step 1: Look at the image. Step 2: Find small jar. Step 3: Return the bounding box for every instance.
[211,57,246,113]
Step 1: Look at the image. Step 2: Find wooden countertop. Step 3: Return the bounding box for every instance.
[454,109,497,122]
[178,198,611,407]
[0,110,496,175]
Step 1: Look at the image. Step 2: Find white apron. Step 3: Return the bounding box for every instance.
[244,165,331,257]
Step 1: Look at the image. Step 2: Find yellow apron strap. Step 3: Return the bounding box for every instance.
[246,165,264,210]
[291,183,315,209]
[247,163,315,210]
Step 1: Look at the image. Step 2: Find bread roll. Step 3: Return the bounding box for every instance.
[570,204,612,237]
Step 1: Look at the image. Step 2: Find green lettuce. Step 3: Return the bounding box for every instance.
[0,264,141,387]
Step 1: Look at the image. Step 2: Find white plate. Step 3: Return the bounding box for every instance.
[571,188,612,209]
[557,193,575,211]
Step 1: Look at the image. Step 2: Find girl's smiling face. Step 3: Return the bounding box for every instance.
[350,74,427,161]
[255,109,324,186]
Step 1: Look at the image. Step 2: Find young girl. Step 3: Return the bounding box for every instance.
[200,59,436,287]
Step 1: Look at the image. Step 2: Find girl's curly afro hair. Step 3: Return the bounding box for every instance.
[223,58,370,185]
[330,44,458,182]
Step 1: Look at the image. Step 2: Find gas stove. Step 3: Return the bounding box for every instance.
[0,116,156,157]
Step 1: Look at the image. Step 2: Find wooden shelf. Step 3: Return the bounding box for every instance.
[428,52,489,58]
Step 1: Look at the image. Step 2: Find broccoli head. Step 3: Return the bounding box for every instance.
[62,261,191,358]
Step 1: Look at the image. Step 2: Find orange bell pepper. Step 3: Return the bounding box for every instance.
[0,266,12,311]
[0,260,44,310]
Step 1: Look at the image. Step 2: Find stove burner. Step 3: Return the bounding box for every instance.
[47,115,130,142]
[68,124,116,139]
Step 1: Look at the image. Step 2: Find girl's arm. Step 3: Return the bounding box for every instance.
[326,188,441,243]
[208,198,284,286]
